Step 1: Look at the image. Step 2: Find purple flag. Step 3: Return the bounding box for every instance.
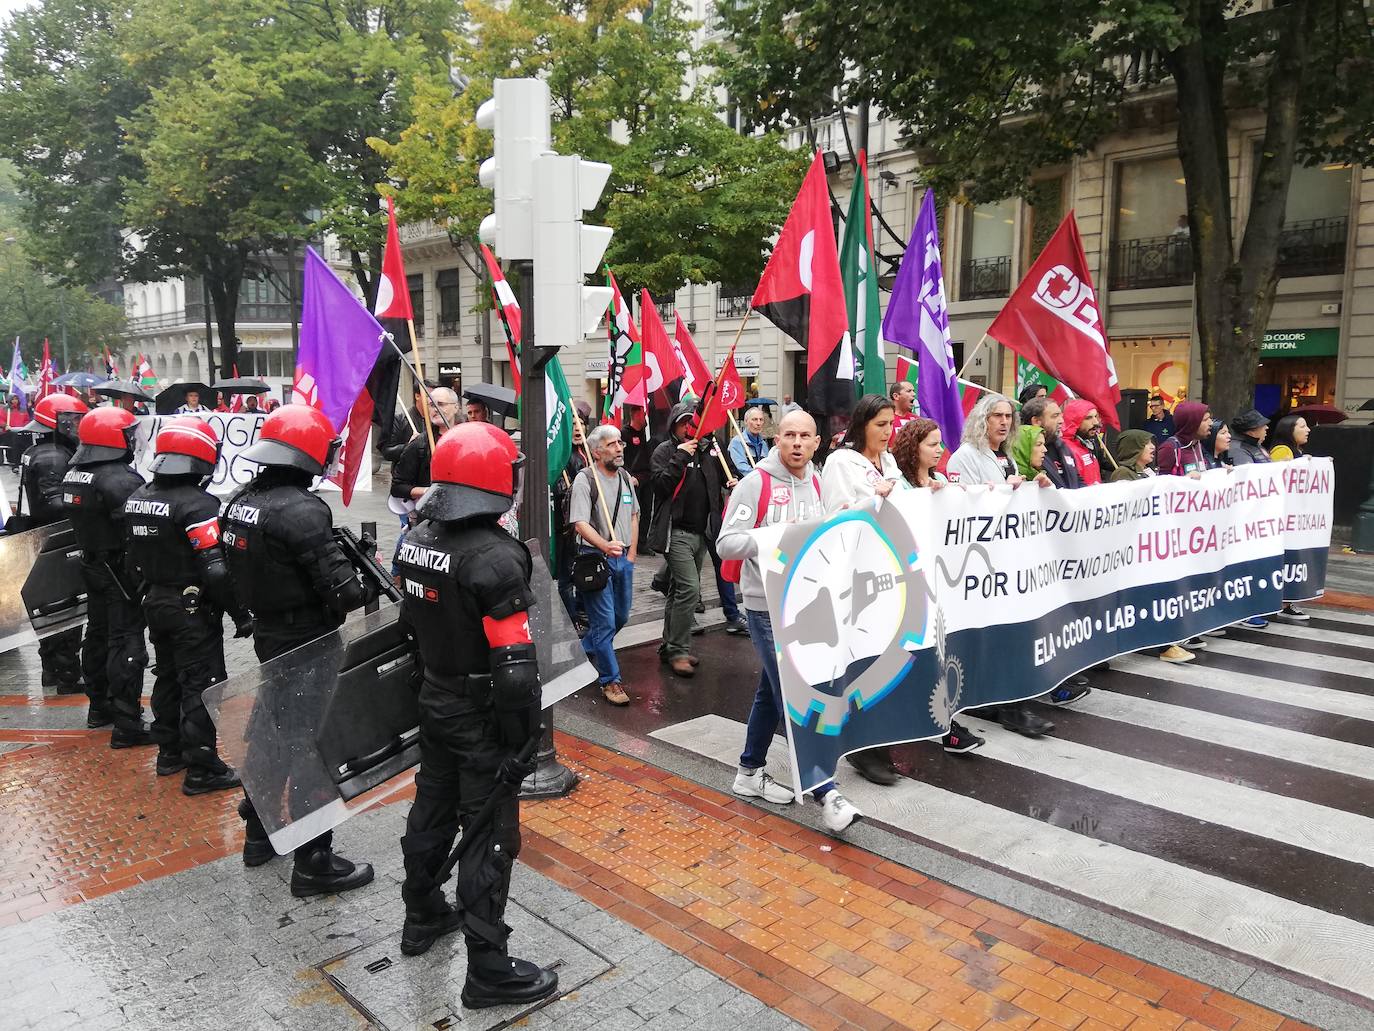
[292,247,389,431]
[882,190,964,443]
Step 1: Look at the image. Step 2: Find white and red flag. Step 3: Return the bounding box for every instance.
[987,212,1121,428]
[479,243,522,397]
[671,312,712,399]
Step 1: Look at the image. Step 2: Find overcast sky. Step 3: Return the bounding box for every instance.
[0,1,33,24]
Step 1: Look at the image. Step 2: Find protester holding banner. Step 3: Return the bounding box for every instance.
[1020,398,1080,489]
[1010,425,1052,485]
[717,409,863,834]
[1268,416,1309,462]
[1060,400,1104,486]
[819,394,907,784]
[1110,430,1157,483]
[1156,401,1213,477]
[891,418,945,490]
[1228,410,1272,465]
[1206,422,1234,469]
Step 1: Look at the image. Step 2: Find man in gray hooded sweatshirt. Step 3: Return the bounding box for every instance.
[716,410,863,835]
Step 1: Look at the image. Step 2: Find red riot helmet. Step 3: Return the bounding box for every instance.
[72,406,138,465]
[418,422,524,522]
[242,404,341,476]
[27,393,89,443]
[151,417,222,477]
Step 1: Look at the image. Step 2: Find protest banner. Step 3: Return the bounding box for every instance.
[131,413,371,497]
[753,459,1334,796]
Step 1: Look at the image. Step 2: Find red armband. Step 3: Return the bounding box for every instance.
[482,612,533,647]
[186,516,221,551]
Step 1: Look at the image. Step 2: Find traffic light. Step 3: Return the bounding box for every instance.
[475,78,551,260]
[532,153,614,351]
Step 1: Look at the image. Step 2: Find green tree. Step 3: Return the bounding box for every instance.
[716,0,1374,418]
[374,0,806,300]
[0,229,127,363]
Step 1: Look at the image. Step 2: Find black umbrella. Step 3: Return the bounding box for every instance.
[94,380,155,403]
[54,371,107,389]
[463,382,518,419]
[214,376,270,396]
[154,381,217,415]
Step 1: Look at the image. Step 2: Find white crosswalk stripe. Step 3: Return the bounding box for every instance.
[650,606,1374,1005]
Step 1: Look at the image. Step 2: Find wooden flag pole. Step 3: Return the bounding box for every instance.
[957,333,992,381]
[726,410,757,469]
[572,408,618,543]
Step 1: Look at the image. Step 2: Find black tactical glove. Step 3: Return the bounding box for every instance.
[496,752,537,787]
[233,613,255,639]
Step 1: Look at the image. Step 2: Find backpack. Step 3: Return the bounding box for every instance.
[720,469,821,584]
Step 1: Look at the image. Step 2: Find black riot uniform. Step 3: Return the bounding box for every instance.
[62,410,152,746]
[395,420,557,1010]
[221,404,375,898]
[19,402,86,692]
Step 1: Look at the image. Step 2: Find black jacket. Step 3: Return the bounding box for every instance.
[1041,434,1082,489]
[650,434,728,539]
[390,434,432,501]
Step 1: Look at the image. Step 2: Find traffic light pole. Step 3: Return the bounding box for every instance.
[517,258,578,801]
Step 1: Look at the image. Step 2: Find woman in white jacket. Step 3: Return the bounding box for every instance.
[819,394,905,786]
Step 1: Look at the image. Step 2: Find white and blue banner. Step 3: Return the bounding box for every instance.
[755,459,1334,796]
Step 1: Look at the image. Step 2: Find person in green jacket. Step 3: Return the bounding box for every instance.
[1110,430,1156,482]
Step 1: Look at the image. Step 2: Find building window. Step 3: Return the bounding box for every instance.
[717,284,752,319]
[1275,161,1350,277]
[437,269,461,337]
[960,198,1015,300]
[1110,156,1190,290]
[407,273,424,323]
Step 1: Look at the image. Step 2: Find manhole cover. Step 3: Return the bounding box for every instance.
[320,901,612,1030]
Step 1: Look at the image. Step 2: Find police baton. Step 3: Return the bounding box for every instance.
[434,727,544,885]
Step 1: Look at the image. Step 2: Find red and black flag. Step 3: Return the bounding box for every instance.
[752,152,853,427]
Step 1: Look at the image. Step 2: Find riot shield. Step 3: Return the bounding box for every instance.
[204,550,596,854]
[0,521,88,653]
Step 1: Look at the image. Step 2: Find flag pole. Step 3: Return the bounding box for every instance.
[571,408,618,544]
[726,410,757,469]
[406,319,437,453]
[384,331,452,433]
[957,334,991,380]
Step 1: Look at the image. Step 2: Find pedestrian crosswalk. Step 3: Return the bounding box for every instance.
[650,607,1374,1004]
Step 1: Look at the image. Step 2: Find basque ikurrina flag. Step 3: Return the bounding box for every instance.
[480,243,522,397]
[753,152,852,425]
[604,271,645,419]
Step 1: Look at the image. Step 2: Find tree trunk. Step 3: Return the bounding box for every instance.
[204,245,248,380]
[1169,0,1312,421]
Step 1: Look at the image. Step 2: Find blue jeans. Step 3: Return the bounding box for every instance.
[580,551,634,685]
[739,609,833,800]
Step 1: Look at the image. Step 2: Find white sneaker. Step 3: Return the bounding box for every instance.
[820,791,863,834]
[732,768,794,805]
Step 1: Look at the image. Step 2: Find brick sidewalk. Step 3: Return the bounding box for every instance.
[0,698,1307,1031]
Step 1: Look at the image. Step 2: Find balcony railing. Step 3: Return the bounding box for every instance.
[716,288,752,319]
[655,299,676,323]
[437,317,460,338]
[125,311,188,333]
[185,301,299,325]
[1277,217,1346,278]
[1109,235,1191,290]
[960,256,1012,300]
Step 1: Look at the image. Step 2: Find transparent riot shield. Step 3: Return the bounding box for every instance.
[0,521,88,653]
[204,550,595,855]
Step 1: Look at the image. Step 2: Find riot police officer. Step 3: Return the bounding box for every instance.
[222,404,375,896]
[18,393,89,696]
[62,406,153,746]
[395,422,556,1009]
[125,418,247,792]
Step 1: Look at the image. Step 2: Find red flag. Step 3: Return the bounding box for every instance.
[638,290,688,406]
[987,212,1122,428]
[672,312,711,398]
[693,345,746,439]
[374,197,413,321]
[752,152,852,420]
[38,339,53,399]
[479,243,522,397]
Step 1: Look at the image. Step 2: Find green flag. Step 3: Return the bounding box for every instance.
[545,355,574,488]
[1015,356,1072,405]
[840,152,885,396]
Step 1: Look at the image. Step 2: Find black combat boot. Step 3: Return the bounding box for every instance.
[845,746,899,786]
[462,948,559,1010]
[155,749,187,776]
[290,844,374,898]
[110,721,156,749]
[997,702,1054,738]
[237,797,275,867]
[86,707,114,729]
[401,892,464,956]
[182,765,242,796]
